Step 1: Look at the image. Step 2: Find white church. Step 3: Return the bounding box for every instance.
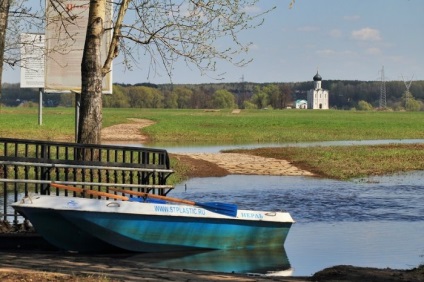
[307,71,329,109]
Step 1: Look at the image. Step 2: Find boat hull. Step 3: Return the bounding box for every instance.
[12,202,119,253]
[12,195,294,253]
[61,210,292,252]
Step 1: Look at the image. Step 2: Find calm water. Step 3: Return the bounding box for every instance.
[162,172,424,276]
[3,140,424,276]
[108,138,424,153]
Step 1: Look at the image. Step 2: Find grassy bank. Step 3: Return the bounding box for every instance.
[124,109,424,143]
[228,144,424,180]
[1,107,424,142]
[1,108,424,180]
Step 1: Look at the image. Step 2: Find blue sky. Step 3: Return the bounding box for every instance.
[3,0,423,85]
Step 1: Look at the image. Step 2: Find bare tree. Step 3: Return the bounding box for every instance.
[2,1,295,143]
[77,0,108,145]
[1,0,43,107]
[0,0,11,106]
[40,0,284,144]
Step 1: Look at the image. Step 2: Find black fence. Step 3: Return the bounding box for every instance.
[0,138,174,224]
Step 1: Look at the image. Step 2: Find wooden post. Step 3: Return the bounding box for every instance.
[38,88,43,125]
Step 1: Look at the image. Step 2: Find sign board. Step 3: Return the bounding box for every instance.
[20,33,45,88]
[44,0,112,94]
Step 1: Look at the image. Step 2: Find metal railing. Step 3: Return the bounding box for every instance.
[0,138,174,223]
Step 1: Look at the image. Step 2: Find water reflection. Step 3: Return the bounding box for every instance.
[3,144,424,276]
[151,247,292,276]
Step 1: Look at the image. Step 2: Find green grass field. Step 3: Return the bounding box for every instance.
[1,107,424,180]
[1,107,424,143]
[110,108,424,143]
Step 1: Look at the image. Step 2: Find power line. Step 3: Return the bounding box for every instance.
[402,73,414,108]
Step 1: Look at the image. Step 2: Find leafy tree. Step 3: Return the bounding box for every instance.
[278,84,292,109]
[243,100,257,109]
[149,87,164,108]
[174,87,193,109]
[164,90,178,109]
[191,87,211,109]
[263,84,280,109]
[212,89,235,109]
[402,91,422,111]
[103,84,130,108]
[357,100,373,111]
[251,85,268,109]
[125,85,164,108]
[127,86,145,108]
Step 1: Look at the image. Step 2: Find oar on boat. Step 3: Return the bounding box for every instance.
[108,187,238,217]
[51,183,129,201]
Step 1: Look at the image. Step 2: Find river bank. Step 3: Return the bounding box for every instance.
[1,119,423,281]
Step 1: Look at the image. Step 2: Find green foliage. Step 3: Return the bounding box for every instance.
[211,89,235,109]
[402,91,422,111]
[2,80,424,110]
[127,86,164,108]
[174,87,193,109]
[243,100,257,109]
[164,91,178,109]
[103,85,130,108]
[357,100,373,111]
[262,84,279,109]
[251,85,269,109]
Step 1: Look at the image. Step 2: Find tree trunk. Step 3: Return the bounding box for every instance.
[77,0,105,145]
[0,0,11,106]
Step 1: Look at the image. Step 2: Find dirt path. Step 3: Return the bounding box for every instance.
[102,119,314,177]
[178,153,314,176]
[102,118,155,141]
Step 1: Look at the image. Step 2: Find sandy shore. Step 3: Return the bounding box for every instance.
[101,118,315,177]
[176,152,315,176]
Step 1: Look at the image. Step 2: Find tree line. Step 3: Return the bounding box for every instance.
[2,79,424,111]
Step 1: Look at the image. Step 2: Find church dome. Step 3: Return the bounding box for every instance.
[313,72,322,81]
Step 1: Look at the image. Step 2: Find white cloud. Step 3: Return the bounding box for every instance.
[351,28,381,41]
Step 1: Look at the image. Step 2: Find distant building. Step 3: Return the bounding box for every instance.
[295,99,308,109]
[307,71,329,109]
